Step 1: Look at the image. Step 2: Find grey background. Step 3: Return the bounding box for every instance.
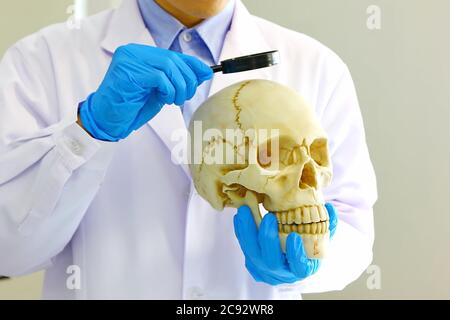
[0,0,449,299]
[242,0,450,300]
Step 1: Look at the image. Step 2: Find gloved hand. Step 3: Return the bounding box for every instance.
[78,44,213,141]
[233,203,338,285]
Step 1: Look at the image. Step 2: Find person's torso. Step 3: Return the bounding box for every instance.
[35,0,344,299]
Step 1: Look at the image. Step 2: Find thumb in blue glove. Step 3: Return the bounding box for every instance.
[234,203,338,286]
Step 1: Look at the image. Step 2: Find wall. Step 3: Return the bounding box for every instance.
[241,0,450,299]
[1,0,449,299]
[0,0,74,300]
[0,0,73,54]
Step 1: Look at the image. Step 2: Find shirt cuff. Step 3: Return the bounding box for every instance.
[53,122,115,171]
[18,122,116,236]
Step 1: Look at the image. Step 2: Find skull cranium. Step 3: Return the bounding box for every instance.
[189,80,332,259]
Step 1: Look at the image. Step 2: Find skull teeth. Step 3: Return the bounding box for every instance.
[277,221,329,235]
[274,205,327,224]
[274,205,329,235]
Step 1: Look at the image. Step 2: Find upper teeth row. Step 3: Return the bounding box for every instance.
[274,205,328,224]
[279,221,329,235]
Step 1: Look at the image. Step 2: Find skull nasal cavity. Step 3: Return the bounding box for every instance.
[299,162,317,189]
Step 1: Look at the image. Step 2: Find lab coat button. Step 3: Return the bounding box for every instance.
[188,286,204,300]
[182,32,192,42]
[67,138,83,156]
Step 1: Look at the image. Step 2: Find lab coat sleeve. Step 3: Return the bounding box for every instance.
[297,64,378,293]
[0,39,115,276]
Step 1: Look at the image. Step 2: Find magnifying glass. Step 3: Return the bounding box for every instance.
[211,50,280,74]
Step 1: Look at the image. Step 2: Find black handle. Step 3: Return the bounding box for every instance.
[211,65,223,73]
[210,50,279,75]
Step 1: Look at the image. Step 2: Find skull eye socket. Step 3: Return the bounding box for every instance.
[257,139,279,168]
[257,136,300,168]
[310,138,329,167]
[257,139,273,168]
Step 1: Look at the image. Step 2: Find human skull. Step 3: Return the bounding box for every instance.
[189,80,332,259]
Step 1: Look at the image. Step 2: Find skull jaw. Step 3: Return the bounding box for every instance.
[223,187,329,259]
[279,232,329,259]
[244,202,330,260]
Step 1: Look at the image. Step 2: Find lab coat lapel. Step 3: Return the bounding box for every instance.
[147,105,190,178]
[101,0,190,178]
[100,0,151,54]
[209,0,276,96]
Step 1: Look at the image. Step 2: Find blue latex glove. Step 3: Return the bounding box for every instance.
[79,44,213,141]
[233,203,338,285]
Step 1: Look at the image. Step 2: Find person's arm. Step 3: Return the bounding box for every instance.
[0,37,116,277]
[298,63,378,293]
[76,112,89,135]
[0,36,212,277]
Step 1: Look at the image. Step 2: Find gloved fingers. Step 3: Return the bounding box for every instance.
[163,59,188,106]
[177,53,213,84]
[145,69,176,106]
[285,233,315,280]
[114,45,181,104]
[170,54,199,101]
[258,272,296,286]
[258,213,285,269]
[246,259,299,285]
[244,258,265,283]
[129,69,178,131]
[129,95,164,131]
[325,202,338,238]
[150,56,187,106]
[245,259,283,285]
[234,206,262,260]
[110,44,187,105]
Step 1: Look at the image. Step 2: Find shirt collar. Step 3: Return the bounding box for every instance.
[138,0,235,63]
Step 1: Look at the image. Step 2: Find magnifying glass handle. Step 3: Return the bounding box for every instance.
[211,65,223,73]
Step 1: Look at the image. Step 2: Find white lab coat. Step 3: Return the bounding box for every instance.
[0,0,377,299]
